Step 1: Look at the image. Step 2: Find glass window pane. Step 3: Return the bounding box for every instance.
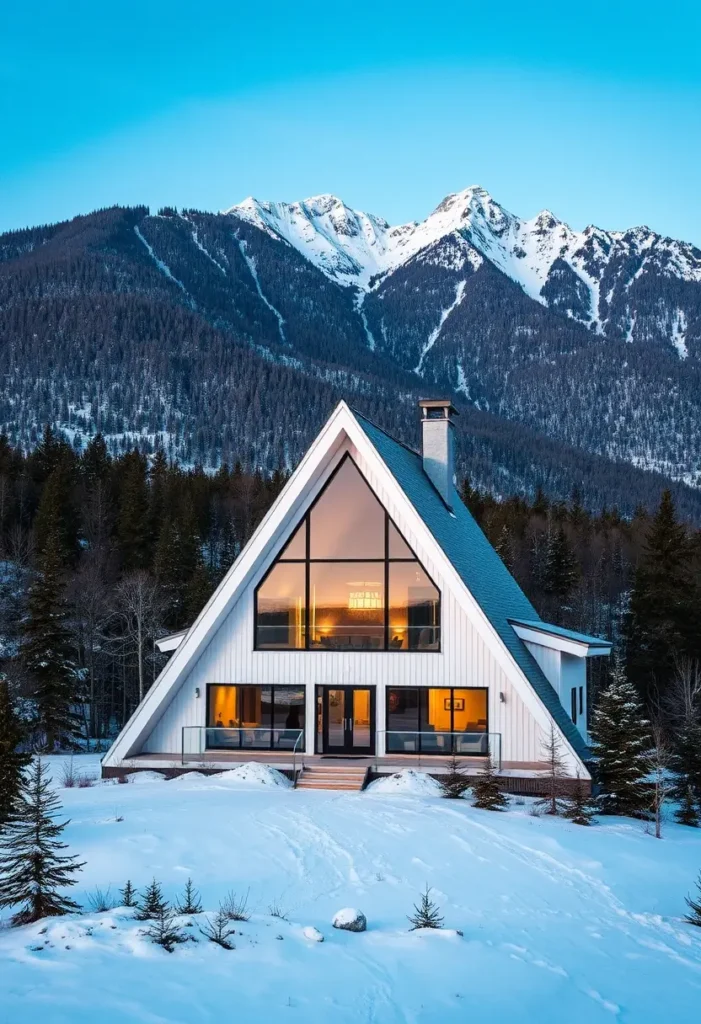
[453,689,489,755]
[237,685,269,749]
[256,563,306,649]
[420,688,452,753]
[279,520,306,559]
[208,685,238,728]
[389,563,440,650]
[387,688,419,752]
[388,521,414,559]
[309,562,384,649]
[451,689,488,732]
[271,686,305,750]
[310,458,385,559]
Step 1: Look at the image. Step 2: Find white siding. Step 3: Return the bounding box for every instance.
[561,653,587,741]
[140,440,555,768]
[524,642,588,741]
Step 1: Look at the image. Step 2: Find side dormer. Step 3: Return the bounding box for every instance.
[509,620,612,741]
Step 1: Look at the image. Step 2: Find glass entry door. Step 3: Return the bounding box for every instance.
[321,687,374,754]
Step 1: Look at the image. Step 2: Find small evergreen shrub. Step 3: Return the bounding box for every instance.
[120,880,138,908]
[143,906,187,952]
[471,756,507,811]
[408,885,444,930]
[562,774,595,826]
[0,759,85,926]
[200,906,237,949]
[175,878,202,915]
[135,879,169,921]
[684,872,701,927]
[441,754,470,799]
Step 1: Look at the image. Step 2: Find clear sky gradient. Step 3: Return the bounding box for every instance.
[1,0,700,242]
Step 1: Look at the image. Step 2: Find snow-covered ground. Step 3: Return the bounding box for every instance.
[2,756,701,1023]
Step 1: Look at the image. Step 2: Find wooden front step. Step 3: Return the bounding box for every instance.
[296,766,368,792]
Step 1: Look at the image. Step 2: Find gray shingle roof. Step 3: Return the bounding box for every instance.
[353,411,591,762]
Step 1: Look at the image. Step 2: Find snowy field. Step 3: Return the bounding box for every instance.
[2,756,701,1023]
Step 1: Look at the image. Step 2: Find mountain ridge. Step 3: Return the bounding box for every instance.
[226,185,701,347]
[0,193,700,517]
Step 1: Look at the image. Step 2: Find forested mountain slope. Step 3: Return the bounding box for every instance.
[1,191,700,518]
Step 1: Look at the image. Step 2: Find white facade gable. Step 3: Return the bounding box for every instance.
[103,402,590,777]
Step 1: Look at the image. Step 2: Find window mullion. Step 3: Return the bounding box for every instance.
[305,515,310,650]
[384,514,389,650]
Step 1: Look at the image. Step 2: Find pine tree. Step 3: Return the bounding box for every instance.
[672,715,701,820]
[154,498,201,628]
[589,657,651,817]
[676,786,699,828]
[441,753,470,799]
[471,755,508,810]
[185,561,213,623]
[148,446,169,547]
[116,450,151,572]
[563,774,595,826]
[408,885,444,930]
[542,525,579,603]
[175,877,202,915]
[684,872,701,927]
[494,524,515,572]
[135,878,169,920]
[143,904,186,952]
[22,525,79,751]
[0,678,31,825]
[33,462,78,566]
[200,906,236,949]
[537,723,568,815]
[625,491,696,705]
[0,759,84,925]
[81,433,111,487]
[120,880,138,907]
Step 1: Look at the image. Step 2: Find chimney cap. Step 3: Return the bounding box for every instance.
[418,398,459,418]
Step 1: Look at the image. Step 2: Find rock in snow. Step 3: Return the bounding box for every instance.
[302,926,324,943]
[332,908,367,933]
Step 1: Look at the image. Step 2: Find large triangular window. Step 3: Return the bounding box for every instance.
[255,454,440,651]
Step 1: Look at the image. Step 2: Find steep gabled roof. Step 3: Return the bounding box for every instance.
[353,411,592,761]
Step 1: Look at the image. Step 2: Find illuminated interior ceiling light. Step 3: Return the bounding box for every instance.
[347,582,383,610]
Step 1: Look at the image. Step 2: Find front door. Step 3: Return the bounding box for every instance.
[321,687,374,754]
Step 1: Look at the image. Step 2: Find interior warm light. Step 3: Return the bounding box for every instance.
[348,591,383,610]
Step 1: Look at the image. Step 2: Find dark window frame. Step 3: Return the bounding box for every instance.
[579,685,584,716]
[571,687,578,724]
[314,684,376,755]
[254,453,441,652]
[205,683,305,750]
[385,686,489,755]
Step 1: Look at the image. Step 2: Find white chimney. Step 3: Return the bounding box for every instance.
[418,399,459,506]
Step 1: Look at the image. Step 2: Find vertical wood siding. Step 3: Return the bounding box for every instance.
[143,441,552,766]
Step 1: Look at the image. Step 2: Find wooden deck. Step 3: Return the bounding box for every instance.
[112,750,550,777]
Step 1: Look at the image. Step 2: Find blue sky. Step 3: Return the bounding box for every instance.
[1,0,700,241]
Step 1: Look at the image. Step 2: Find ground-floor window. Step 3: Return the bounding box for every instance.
[386,687,488,755]
[206,685,305,750]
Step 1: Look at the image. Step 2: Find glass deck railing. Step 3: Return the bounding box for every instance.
[181,726,306,784]
[379,731,501,767]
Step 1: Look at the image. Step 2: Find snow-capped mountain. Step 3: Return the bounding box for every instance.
[228,186,701,345]
[1,193,701,505]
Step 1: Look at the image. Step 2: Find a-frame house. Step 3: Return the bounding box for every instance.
[102,400,610,789]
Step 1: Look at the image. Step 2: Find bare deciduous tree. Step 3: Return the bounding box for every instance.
[110,572,166,707]
[67,554,112,746]
[647,718,673,840]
